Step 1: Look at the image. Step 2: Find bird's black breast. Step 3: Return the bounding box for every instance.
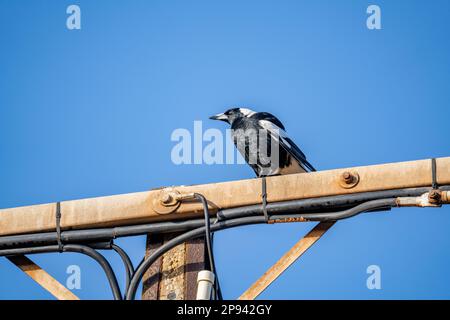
[230,116,291,176]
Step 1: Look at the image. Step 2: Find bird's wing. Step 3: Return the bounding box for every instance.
[251,112,286,130]
[258,119,316,172]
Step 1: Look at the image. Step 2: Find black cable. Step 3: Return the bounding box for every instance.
[111,243,134,297]
[3,243,122,300]
[126,215,265,300]
[193,194,215,274]
[193,193,222,300]
[210,233,223,300]
[270,198,397,222]
[55,202,63,252]
[261,177,270,222]
[124,198,397,300]
[432,158,438,190]
[64,244,122,300]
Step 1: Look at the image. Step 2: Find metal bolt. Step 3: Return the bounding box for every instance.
[160,193,173,205]
[429,190,441,204]
[339,171,360,189]
[342,172,353,184]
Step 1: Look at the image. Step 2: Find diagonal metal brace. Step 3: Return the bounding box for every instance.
[7,255,79,300]
[239,221,335,300]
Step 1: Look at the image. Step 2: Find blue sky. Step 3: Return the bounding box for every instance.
[1,0,450,299]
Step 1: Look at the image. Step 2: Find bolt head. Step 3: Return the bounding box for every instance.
[429,190,441,201]
[339,171,359,189]
[160,193,173,204]
[342,172,353,183]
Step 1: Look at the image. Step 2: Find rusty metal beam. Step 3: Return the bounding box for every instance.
[1,157,449,236]
[239,221,335,300]
[7,255,79,300]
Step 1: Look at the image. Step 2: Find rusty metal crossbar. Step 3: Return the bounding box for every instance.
[1,157,450,300]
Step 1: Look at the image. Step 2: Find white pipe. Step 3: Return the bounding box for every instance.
[196,270,215,300]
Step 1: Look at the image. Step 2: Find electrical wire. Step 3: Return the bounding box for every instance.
[111,243,134,297]
[126,215,265,300]
[193,193,222,300]
[3,243,122,300]
[124,198,398,300]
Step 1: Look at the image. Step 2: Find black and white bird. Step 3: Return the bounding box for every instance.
[210,107,315,177]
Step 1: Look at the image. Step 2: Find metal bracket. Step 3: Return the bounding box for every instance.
[396,191,450,207]
[152,188,196,215]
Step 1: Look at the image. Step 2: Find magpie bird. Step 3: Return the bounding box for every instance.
[210,108,315,177]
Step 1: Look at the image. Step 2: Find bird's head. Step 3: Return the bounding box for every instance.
[209,107,256,125]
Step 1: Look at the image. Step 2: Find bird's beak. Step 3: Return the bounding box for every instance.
[209,113,228,122]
